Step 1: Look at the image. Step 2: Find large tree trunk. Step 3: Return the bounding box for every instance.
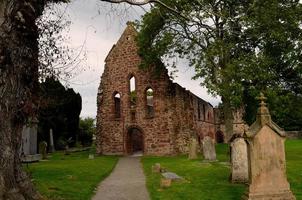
[221,96,234,143]
[0,1,45,199]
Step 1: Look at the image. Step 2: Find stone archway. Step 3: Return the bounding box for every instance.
[126,127,144,155]
[216,130,225,143]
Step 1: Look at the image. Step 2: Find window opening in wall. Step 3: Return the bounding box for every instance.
[114,93,121,118]
[203,104,206,121]
[130,76,136,107]
[146,88,154,118]
[198,102,201,120]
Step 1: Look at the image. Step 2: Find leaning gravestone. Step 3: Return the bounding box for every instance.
[188,137,198,159]
[230,137,248,183]
[202,136,216,161]
[243,93,295,200]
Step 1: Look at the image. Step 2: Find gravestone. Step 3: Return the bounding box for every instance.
[21,118,41,162]
[243,93,295,200]
[202,136,216,161]
[188,137,198,159]
[49,129,55,153]
[39,141,48,160]
[230,136,248,183]
[152,163,161,173]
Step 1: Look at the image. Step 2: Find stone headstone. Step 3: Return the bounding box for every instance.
[21,118,41,162]
[49,129,55,153]
[188,137,198,160]
[243,93,295,200]
[161,172,183,181]
[152,163,161,173]
[202,136,216,161]
[230,137,248,183]
[39,141,48,160]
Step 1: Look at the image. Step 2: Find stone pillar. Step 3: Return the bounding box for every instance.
[230,136,248,183]
[49,129,55,153]
[202,136,216,161]
[243,93,295,200]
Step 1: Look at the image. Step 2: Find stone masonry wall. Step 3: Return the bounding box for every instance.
[96,23,216,156]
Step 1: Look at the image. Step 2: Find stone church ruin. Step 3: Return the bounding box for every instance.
[96,23,244,156]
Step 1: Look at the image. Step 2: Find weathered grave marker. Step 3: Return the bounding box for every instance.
[188,137,198,159]
[39,141,47,160]
[49,129,55,153]
[243,93,295,200]
[202,136,216,161]
[230,136,248,183]
[21,118,41,162]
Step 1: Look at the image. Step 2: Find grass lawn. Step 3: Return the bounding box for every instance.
[142,139,302,200]
[24,151,118,200]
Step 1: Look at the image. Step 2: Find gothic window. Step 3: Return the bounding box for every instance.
[203,104,206,121]
[146,88,154,118]
[114,92,121,118]
[198,102,201,120]
[129,76,136,107]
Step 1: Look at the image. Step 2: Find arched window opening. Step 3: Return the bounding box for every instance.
[203,104,206,121]
[197,102,201,120]
[146,88,154,118]
[129,76,136,107]
[114,93,121,118]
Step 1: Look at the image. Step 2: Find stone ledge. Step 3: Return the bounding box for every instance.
[22,154,42,163]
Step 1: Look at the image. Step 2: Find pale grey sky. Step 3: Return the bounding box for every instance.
[53,0,220,118]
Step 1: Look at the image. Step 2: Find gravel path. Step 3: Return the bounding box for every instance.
[91,157,150,200]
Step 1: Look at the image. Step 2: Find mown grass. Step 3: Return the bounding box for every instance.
[142,140,302,200]
[24,151,118,200]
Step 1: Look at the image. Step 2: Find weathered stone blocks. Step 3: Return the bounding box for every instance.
[96,23,216,156]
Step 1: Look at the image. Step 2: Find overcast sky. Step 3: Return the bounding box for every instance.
[51,0,221,118]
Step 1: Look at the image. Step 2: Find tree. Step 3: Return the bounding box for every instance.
[0,0,300,198]
[38,77,82,149]
[102,0,302,141]
[79,117,96,146]
[0,1,69,199]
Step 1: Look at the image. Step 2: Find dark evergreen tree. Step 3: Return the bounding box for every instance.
[38,77,82,149]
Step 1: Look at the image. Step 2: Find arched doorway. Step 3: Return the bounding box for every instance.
[126,127,144,155]
[216,130,224,143]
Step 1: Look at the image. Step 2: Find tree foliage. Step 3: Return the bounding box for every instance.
[79,117,96,146]
[38,77,82,149]
[37,2,88,82]
[135,0,302,132]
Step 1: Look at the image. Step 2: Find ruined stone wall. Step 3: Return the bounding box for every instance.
[167,83,215,153]
[96,23,216,156]
[214,107,247,142]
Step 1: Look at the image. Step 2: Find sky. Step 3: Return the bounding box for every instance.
[51,0,220,118]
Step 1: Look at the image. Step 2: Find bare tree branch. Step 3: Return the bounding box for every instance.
[99,0,190,20]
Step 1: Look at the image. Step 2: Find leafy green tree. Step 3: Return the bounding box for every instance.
[128,0,302,140]
[79,117,96,146]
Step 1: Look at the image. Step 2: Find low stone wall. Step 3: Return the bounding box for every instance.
[286,131,302,139]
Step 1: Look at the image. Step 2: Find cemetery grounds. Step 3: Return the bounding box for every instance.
[25,140,302,200]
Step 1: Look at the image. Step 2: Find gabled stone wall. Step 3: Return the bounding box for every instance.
[96,23,216,155]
